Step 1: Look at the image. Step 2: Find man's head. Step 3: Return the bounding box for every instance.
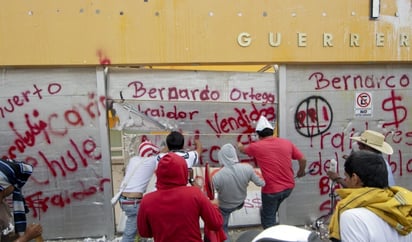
[218,143,239,167]
[0,159,33,232]
[166,131,185,151]
[0,159,32,194]
[155,153,188,190]
[344,150,388,188]
[255,116,274,138]
[350,130,393,155]
[138,140,160,157]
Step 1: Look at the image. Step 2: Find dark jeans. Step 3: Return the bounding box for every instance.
[260,188,293,229]
[219,203,244,242]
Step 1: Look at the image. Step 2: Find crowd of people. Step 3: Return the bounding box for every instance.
[123,116,309,242]
[133,118,412,242]
[1,115,411,242]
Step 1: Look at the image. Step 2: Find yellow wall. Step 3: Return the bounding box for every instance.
[0,0,411,66]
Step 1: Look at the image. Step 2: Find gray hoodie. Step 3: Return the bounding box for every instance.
[212,143,265,209]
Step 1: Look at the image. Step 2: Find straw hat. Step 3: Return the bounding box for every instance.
[350,130,393,155]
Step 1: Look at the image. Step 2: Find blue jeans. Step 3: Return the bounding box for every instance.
[219,203,243,242]
[120,198,140,242]
[219,207,235,242]
[260,189,292,229]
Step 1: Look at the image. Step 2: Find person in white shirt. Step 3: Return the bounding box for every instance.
[157,131,202,185]
[118,140,160,242]
[328,150,412,242]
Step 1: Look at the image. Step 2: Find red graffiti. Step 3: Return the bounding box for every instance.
[308,152,342,177]
[97,50,111,65]
[0,83,62,120]
[318,176,331,196]
[243,194,262,209]
[317,129,357,152]
[384,129,412,146]
[230,87,275,104]
[5,93,106,159]
[310,72,410,90]
[128,81,220,101]
[206,103,275,138]
[25,178,110,218]
[8,109,50,159]
[27,138,101,185]
[127,81,276,104]
[388,149,412,176]
[382,90,407,129]
[137,104,199,120]
[319,200,332,213]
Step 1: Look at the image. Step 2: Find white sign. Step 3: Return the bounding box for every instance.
[354,91,373,117]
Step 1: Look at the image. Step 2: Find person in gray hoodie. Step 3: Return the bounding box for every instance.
[212,143,265,241]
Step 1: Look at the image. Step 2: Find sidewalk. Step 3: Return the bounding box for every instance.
[56,225,264,242]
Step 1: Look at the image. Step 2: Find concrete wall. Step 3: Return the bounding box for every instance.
[0,68,114,239]
[281,64,412,225]
[1,65,411,239]
[108,67,277,229]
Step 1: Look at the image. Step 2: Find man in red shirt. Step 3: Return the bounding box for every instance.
[238,115,307,229]
[137,153,223,242]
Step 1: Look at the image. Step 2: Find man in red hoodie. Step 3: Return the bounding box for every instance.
[137,153,223,242]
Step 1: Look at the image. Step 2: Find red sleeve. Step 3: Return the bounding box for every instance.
[291,143,304,160]
[244,142,256,157]
[137,200,152,238]
[198,192,223,231]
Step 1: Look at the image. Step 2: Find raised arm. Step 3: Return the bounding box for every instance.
[237,142,246,154]
[194,139,203,156]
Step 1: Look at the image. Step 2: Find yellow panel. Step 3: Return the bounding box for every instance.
[150,65,275,72]
[0,0,411,66]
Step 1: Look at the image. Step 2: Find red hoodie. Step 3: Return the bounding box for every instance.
[137,153,223,242]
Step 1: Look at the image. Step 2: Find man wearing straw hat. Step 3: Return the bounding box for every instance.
[327,129,395,187]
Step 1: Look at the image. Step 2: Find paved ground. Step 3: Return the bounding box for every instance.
[49,226,263,242]
[47,225,325,242]
[228,225,263,242]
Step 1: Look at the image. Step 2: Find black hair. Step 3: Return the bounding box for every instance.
[166,131,185,151]
[357,142,382,154]
[256,128,273,138]
[344,150,388,188]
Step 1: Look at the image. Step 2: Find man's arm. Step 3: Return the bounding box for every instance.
[194,139,202,155]
[296,158,307,178]
[14,224,42,242]
[327,171,347,187]
[247,165,265,187]
[237,142,246,153]
[199,191,223,231]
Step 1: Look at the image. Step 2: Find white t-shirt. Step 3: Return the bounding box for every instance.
[340,207,412,242]
[122,156,157,193]
[156,150,199,168]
